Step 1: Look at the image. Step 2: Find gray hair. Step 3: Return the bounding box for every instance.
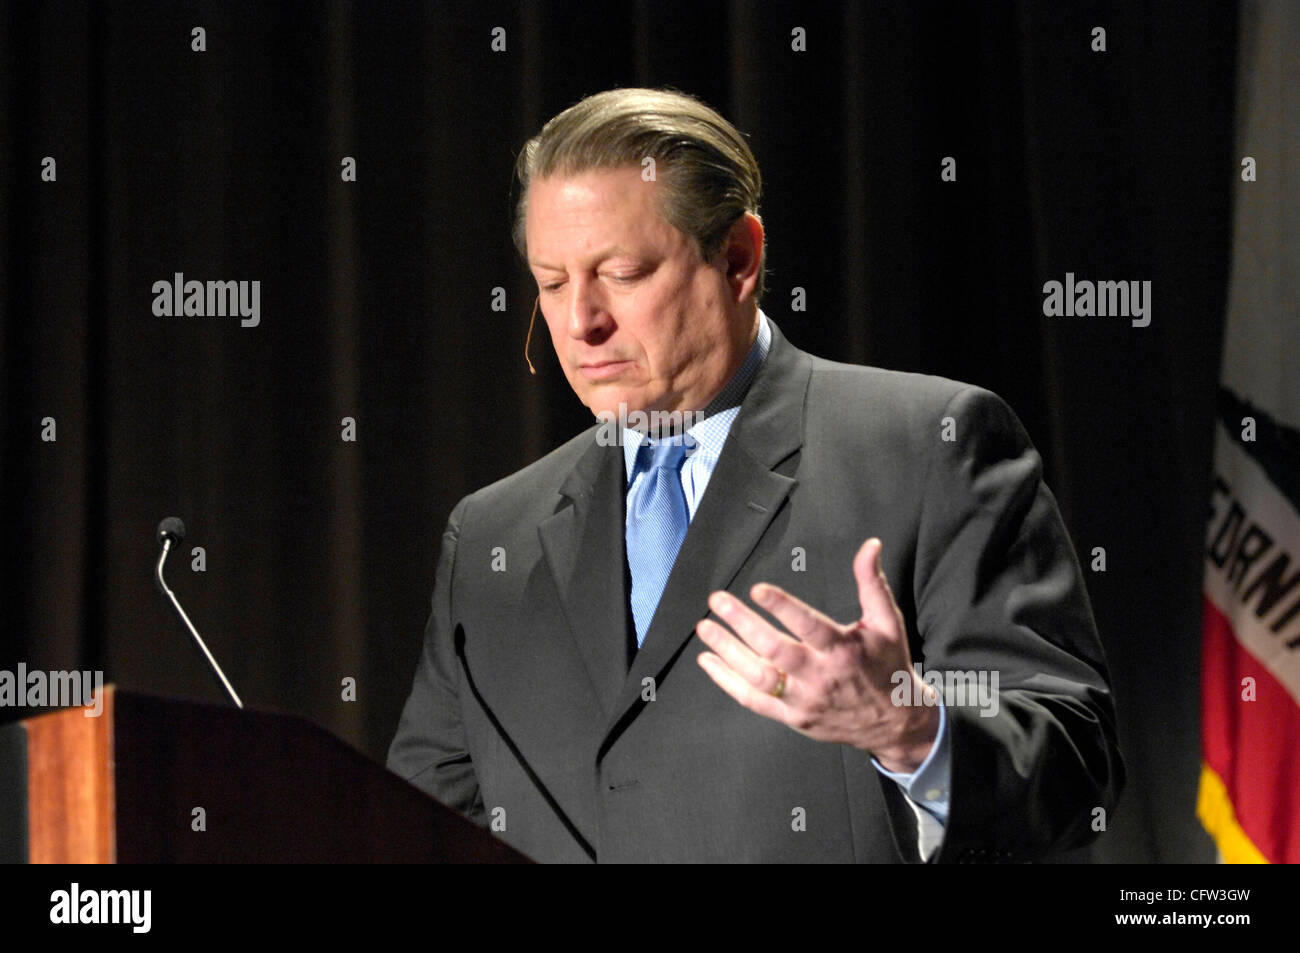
[513,87,765,302]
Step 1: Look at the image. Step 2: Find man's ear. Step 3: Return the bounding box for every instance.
[721,212,764,304]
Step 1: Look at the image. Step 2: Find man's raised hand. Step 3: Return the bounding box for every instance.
[695,537,940,773]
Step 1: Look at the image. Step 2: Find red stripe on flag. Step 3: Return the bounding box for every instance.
[1201,594,1300,862]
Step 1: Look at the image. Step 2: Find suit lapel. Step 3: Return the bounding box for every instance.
[538,436,630,718]
[600,322,813,753]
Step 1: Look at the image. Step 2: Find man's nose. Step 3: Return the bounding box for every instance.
[567,276,613,340]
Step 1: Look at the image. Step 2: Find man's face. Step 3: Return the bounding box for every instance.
[525,165,751,420]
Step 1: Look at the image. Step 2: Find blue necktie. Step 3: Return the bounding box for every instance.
[626,438,690,647]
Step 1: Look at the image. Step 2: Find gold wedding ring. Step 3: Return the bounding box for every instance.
[770,669,788,699]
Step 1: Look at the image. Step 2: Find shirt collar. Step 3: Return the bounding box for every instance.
[623,309,772,479]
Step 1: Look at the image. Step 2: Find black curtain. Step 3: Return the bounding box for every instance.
[0,0,1238,863]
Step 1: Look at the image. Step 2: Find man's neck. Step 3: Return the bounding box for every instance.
[619,308,770,444]
[695,308,768,421]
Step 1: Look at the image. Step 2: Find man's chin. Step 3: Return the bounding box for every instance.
[586,396,703,440]
[586,397,646,421]
[581,385,647,419]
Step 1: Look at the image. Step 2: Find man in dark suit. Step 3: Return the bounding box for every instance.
[387,88,1124,863]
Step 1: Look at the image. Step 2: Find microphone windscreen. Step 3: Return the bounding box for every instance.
[157,516,187,544]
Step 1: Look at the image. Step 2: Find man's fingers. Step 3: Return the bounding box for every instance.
[696,617,784,692]
[749,582,838,651]
[697,652,790,722]
[853,537,902,635]
[706,591,807,672]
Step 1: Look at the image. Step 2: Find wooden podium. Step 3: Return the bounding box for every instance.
[0,685,529,863]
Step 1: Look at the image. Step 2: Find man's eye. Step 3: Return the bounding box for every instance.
[604,272,641,283]
[541,281,565,293]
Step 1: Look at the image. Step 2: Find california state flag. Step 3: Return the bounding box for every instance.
[1198,0,1299,864]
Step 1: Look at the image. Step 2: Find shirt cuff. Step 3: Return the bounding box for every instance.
[870,699,952,860]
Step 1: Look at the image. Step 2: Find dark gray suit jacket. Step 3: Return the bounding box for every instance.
[388,319,1124,863]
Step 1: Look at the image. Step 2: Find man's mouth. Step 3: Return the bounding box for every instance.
[579,360,634,380]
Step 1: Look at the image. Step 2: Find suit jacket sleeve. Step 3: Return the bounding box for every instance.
[386,496,486,825]
[902,384,1125,863]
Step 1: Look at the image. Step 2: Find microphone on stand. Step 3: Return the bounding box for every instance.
[154,517,243,709]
